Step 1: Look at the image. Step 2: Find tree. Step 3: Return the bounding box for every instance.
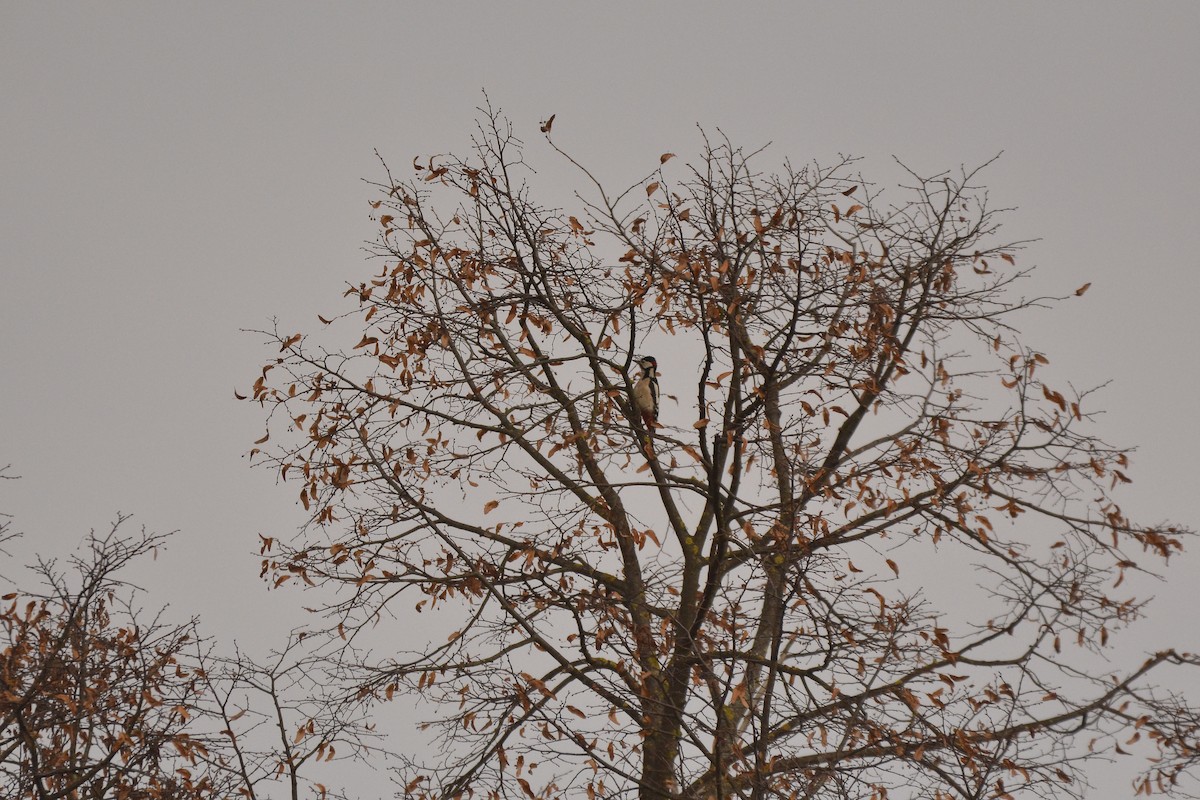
[192,631,384,800]
[0,521,219,800]
[247,109,1198,800]
[0,501,379,800]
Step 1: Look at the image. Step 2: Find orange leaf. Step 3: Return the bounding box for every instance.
[660,152,676,164]
[483,500,499,514]
[1042,384,1067,411]
[1075,282,1091,296]
[646,181,660,197]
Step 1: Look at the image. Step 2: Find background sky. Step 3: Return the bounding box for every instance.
[3,3,1199,797]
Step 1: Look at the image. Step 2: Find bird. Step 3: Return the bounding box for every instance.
[632,355,660,432]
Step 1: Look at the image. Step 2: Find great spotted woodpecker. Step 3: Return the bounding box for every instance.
[632,355,660,431]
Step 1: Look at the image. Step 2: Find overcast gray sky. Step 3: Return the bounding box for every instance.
[3,3,1199,796]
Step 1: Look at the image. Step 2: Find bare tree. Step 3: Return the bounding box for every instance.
[247,108,1198,800]
[0,466,21,556]
[192,631,384,800]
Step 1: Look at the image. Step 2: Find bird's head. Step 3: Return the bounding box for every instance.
[637,355,658,373]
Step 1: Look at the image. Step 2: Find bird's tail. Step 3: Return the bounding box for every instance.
[640,412,657,459]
